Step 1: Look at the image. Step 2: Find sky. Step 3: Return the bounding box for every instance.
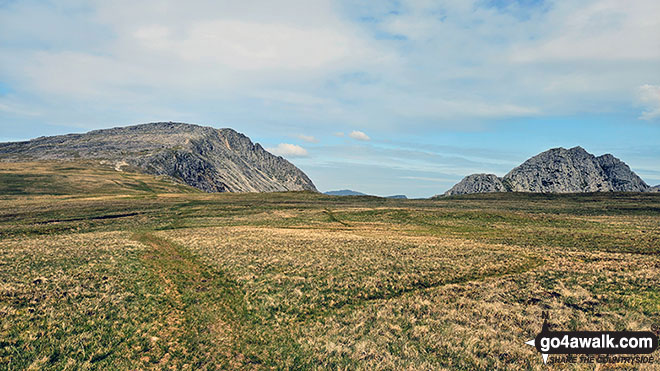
[1,0,659,198]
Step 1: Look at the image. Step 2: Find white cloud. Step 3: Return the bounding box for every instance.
[0,99,40,116]
[266,143,309,157]
[349,130,370,141]
[296,134,319,143]
[1,0,659,129]
[134,20,353,70]
[638,84,660,120]
[0,0,383,116]
[510,0,660,63]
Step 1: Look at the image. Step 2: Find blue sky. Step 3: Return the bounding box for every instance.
[1,0,659,197]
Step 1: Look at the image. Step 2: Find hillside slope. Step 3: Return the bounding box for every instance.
[0,161,200,196]
[0,122,317,193]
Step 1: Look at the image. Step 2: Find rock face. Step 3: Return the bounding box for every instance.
[444,174,507,196]
[444,146,649,196]
[0,122,317,193]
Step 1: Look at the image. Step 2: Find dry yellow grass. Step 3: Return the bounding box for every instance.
[0,232,169,369]
[0,161,199,196]
[1,164,659,369]
[156,225,660,370]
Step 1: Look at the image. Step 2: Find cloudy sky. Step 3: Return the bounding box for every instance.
[1,0,659,197]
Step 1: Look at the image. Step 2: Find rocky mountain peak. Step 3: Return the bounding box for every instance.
[0,122,317,193]
[568,145,588,153]
[444,147,649,196]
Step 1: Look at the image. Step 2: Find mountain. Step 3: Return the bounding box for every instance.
[443,174,507,196]
[0,122,317,193]
[444,146,649,196]
[324,190,407,198]
[650,185,660,192]
[324,189,367,196]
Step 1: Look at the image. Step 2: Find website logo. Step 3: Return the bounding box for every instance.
[525,316,658,365]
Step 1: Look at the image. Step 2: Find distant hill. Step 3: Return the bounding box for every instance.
[324,190,367,196]
[0,122,317,193]
[324,190,408,199]
[443,146,650,196]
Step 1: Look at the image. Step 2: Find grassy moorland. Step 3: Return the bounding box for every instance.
[1,162,659,370]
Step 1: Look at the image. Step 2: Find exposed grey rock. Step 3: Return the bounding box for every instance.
[594,153,649,192]
[444,173,508,196]
[503,147,648,193]
[443,146,650,195]
[0,122,317,193]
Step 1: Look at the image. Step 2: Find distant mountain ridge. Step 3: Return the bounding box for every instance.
[444,146,651,196]
[0,122,317,193]
[324,190,408,199]
[324,190,367,196]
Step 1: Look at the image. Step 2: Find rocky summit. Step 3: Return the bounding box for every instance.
[444,146,649,196]
[0,122,317,193]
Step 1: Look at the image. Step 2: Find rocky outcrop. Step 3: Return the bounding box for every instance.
[443,146,650,196]
[504,147,648,193]
[0,122,317,193]
[444,174,508,196]
[594,153,650,192]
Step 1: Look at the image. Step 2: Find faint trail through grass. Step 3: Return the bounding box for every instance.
[323,208,351,227]
[312,252,546,320]
[132,232,246,369]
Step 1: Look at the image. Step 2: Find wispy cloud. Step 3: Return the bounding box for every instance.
[295,134,319,143]
[0,100,40,117]
[133,21,353,70]
[266,143,309,157]
[638,84,660,120]
[349,130,370,141]
[399,176,454,183]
